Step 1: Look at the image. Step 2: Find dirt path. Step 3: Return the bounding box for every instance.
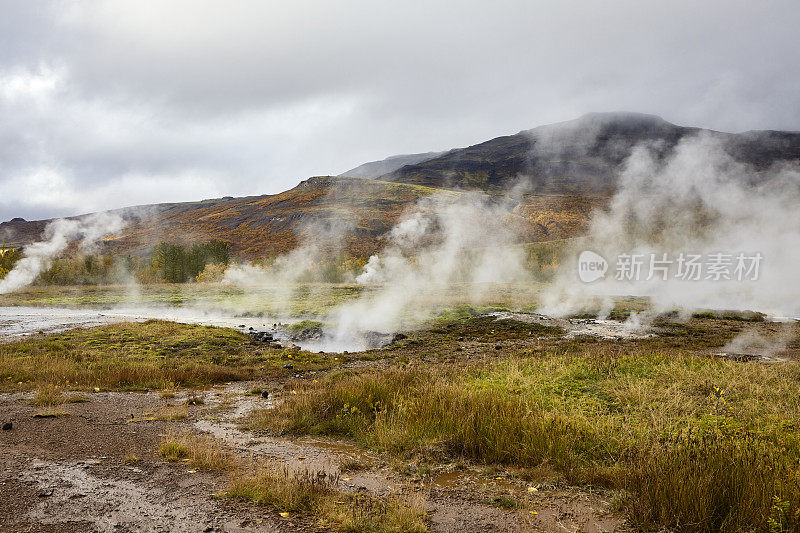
[1,382,625,532]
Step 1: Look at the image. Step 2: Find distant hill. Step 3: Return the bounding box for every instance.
[3,112,799,259]
[338,151,448,178]
[380,112,800,192]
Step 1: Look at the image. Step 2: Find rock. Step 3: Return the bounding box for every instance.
[2,422,11,430]
[714,352,761,362]
[283,364,294,370]
[495,344,502,350]
[261,390,270,399]
[392,333,408,343]
[247,330,274,344]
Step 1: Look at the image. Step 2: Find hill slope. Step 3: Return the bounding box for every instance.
[338,151,448,178]
[380,112,800,192]
[3,112,799,259]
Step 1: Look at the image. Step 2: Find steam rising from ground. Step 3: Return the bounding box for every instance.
[721,327,791,359]
[220,187,533,351]
[540,133,800,318]
[0,212,125,294]
[326,192,531,347]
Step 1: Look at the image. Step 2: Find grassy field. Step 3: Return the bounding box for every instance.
[0,281,553,319]
[246,314,800,532]
[0,283,368,317]
[0,320,344,391]
[1,298,797,531]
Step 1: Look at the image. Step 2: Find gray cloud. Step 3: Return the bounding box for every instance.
[0,0,798,221]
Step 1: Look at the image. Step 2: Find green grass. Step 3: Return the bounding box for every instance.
[249,345,800,531]
[0,283,369,317]
[286,320,324,333]
[0,320,344,391]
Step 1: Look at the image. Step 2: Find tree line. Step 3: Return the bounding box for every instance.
[0,240,231,285]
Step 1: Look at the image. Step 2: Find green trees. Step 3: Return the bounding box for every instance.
[151,240,230,283]
[0,247,22,279]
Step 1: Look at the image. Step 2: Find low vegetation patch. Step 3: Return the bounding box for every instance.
[30,385,89,406]
[156,430,427,532]
[157,431,237,471]
[0,320,341,391]
[251,345,800,531]
[227,459,427,532]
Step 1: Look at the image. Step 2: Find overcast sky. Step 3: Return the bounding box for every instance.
[1,0,798,221]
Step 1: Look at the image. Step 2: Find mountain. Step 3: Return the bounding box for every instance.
[338,151,448,178]
[379,112,800,192]
[2,112,799,258]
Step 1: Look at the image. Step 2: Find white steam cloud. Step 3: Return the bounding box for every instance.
[540,133,800,318]
[0,212,126,294]
[323,191,531,349]
[222,199,356,317]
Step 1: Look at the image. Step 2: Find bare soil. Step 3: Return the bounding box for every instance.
[1,381,624,532]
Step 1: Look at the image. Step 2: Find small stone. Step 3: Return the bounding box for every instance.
[2,422,11,430]
[495,344,502,350]
[283,364,293,370]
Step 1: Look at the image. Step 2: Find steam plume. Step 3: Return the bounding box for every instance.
[0,212,126,294]
[540,133,800,318]
[324,191,531,348]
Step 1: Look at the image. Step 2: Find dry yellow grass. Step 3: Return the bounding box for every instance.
[157,431,237,471]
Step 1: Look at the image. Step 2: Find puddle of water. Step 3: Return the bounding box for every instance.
[489,311,657,340]
[431,470,519,493]
[0,305,285,341]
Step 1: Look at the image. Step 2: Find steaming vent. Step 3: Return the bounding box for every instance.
[245,323,406,353]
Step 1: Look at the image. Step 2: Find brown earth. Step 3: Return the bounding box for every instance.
[1,374,624,532]
[0,176,600,260]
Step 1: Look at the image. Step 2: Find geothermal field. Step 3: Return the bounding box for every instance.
[2,2,800,533]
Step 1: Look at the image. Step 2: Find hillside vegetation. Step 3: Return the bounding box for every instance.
[2,113,799,261]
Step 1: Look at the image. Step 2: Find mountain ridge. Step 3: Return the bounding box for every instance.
[2,113,799,258]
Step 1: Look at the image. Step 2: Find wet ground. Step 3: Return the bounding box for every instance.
[0,306,283,342]
[0,381,625,532]
[10,306,797,531]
